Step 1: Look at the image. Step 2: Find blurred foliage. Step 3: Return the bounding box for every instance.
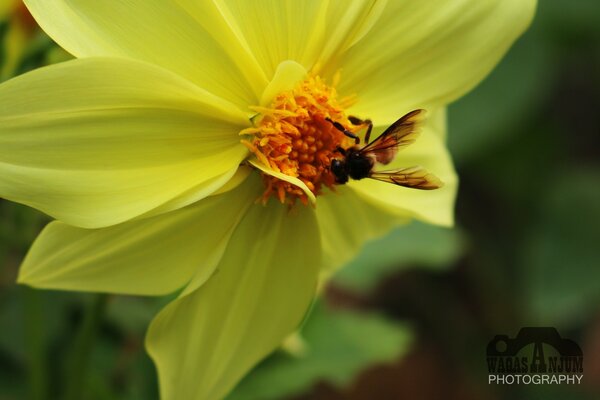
[333,222,463,293]
[228,303,412,400]
[524,169,600,327]
[0,0,599,399]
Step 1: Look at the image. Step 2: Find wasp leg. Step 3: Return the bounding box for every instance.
[348,116,373,143]
[364,120,373,143]
[335,146,347,155]
[326,117,359,144]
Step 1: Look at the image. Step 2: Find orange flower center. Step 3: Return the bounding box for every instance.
[242,74,358,205]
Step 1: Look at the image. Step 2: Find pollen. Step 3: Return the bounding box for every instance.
[241,74,357,205]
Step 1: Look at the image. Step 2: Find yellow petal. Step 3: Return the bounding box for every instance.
[260,60,307,107]
[23,0,259,108]
[0,57,248,228]
[138,166,240,220]
[335,0,537,124]
[316,0,388,69]
[146,201,320,400]
[210,166,253,197]
[214,0,328,79]
[348,113,458,227]
[429,107,447,140]
[316,185,409,278]
[18,174,260,295]
[171,0,269,97]
[248,159,316,205]
[210,0,383,79]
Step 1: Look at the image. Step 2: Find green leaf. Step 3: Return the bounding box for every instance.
[332,221,463,293]
[227,302,413,400]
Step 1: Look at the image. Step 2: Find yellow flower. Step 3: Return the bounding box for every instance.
[0,1,535,399]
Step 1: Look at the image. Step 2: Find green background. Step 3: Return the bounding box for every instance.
[1,0,599,399]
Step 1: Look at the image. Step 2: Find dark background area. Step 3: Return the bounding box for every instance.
[1,0,599,399]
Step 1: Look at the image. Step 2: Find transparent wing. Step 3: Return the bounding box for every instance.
[359,109,426,165]
[369,166,443,190]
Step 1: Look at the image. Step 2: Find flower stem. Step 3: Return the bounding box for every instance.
[23,287,48,400]
[63,294,108,400]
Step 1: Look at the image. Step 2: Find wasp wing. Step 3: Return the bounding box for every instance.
[369,166,443,190]
[359,109,426,165]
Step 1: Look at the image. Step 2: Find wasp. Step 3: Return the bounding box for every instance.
[327,109,443,190]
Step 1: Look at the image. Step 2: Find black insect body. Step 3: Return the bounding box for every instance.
[330,147,374,184]
[328,109,443,190]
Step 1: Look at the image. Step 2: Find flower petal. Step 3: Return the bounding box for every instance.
[429,107,447,140]
[146,201,320,400]
[335,0,537,124]
[210,166,253,197]
[348,113,458,227]
[248,159,316,205]
[316,185,409,277]
[23,0,260,108]
[18,174,260,296]
[0,57,249,228]
[260,60,307,107]
[214,0,384,79]
[316,0,388,68]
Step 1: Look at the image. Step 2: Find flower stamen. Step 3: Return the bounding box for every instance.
[243,74,358,205]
